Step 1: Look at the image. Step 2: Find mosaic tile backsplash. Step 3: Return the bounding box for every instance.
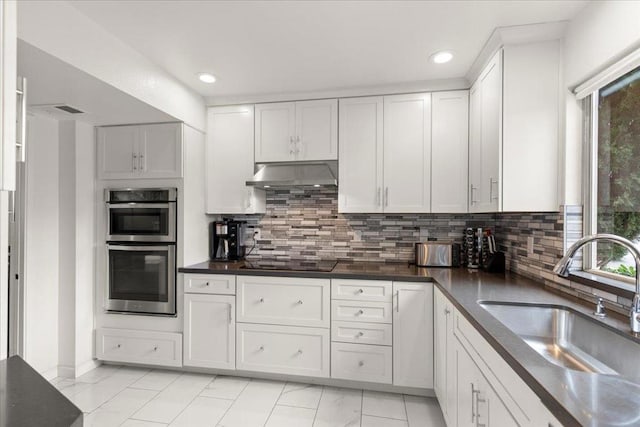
[229,188,631,315]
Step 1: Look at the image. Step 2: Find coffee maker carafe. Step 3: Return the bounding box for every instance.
[210,220,246,261]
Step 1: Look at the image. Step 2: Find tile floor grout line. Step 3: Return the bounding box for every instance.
[262,380,288,426]
[402,393,410,426]
[360,389,364,427]
[164,373,218,425]
[311,384,325,426]
[215,376,253,427]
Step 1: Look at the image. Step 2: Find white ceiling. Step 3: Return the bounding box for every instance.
[18,40,175,126]
[68,0,587,100]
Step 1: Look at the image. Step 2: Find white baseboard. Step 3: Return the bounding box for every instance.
[57,359,102,379]
[40,366,59,381]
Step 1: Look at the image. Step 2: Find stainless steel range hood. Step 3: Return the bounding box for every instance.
[246,161,338,188]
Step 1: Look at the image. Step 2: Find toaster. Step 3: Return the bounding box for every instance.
[415,242,461,267]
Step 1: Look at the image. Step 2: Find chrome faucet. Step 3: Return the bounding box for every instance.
[553,233,640,333]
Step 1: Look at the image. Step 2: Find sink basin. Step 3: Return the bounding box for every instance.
[479,302,640,381]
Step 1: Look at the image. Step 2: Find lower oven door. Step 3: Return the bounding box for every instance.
[106,244,176,315]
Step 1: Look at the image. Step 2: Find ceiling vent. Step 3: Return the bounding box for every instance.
[54,105,84,114]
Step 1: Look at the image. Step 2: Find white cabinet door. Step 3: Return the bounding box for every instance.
[383,93,431,213]
[0,0,17,190]
[455,337,483,427]
[183,294,235,369]
[139,123,183,178]
[206,105,265,214]
[470,51,502,212]
[295,99,338,161]
[393,282,433,388]
[431,91,469,213]
[97,126,139,179]
[338,96,383,213]
[255,102,296,162]
[434,288,455,425]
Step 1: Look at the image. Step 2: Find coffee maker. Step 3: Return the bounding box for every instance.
[210,220,247,261]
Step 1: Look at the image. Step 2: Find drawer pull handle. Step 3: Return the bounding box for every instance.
[444,308,451,315]
[358,288,364,294]
[259,346,264,351]
[153,346,158,351]
[357,332,364,337]
[297,300,303,305]
[259,298,264,303]
[116,344,121,349]
[357,309,364,315]
[297,349,303,355]
[358,361,364,367]
[205,282,210,287]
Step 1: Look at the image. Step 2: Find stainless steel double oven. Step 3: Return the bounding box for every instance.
[105,188,177,315]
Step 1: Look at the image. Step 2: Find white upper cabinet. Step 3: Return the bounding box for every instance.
[338,96,384,213]
[470,40,560,212]
[383,93,431,213]
[97,122,183,179]
[469,51,502,213]
[254,102,296,162]
[206,105,265,214]
[431,91,469,213]
[0,0,17,191]
[255,99,337,162]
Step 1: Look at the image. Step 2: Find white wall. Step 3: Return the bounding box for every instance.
[57,120,96,377]
[562,1,640,204]
[17,1,206,131]
[24,113,60,376]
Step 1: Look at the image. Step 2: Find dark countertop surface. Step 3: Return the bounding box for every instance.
[181,260,640,426]
[0,356,83,427]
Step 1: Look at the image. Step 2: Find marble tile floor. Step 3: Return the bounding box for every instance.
[50,365,447,427]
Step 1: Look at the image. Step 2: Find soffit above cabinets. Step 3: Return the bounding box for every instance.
[68,1,587,100]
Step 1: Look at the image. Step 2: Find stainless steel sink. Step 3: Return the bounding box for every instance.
[479,302,640,382]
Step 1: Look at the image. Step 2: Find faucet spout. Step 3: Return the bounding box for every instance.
[553,233,640,333]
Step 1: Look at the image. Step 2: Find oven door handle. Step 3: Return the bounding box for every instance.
[107,244,174,252]
[107,202,173,209]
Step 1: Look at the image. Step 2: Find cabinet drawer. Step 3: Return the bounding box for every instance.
[237,276,330,327]
[331,321,392,346]
[184,274,235,295]
[331,279,393,302]
[331,342,392,384]
[332,300,392,323]
[236,323,329,377]
[96,328,182,367]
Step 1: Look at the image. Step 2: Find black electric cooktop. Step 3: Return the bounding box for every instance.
[241,259,338,272]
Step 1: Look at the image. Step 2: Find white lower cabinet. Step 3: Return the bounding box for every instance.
[393,282,433,388]
[183,294,235,369]
[331,342,393,384]
[236,323,330,377]
[96,328,182,367]
[455,337,518,427]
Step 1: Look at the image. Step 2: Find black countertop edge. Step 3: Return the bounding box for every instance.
[179,266,436,282]
[434,283,582,427]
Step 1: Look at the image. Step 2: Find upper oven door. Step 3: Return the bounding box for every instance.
[107,202,176,242]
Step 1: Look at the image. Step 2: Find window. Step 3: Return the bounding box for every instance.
[585,65,640,288]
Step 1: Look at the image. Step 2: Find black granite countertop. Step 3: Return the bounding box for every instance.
[180,260,640,426]
[0,356,83,427]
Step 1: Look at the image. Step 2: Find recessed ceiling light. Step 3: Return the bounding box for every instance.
[431,51,453,64]
[198,73,216,83]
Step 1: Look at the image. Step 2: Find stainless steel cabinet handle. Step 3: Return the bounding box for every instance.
[489,177,499,201]
[17,77,27,162]
[259,345,264,351]
[470,184,477,204]
[358,331,364,337]
[228,304,233,323]
[357,309,364,315]
[132,153,137,171]
[116,344,121,349]
[139,153,144,171]
[297,349,303,355]
[153,346,158,351]
[384,187,389,207]
[358,289,364,294]
[358,361,364,367]
[376,187,381,207]
[396,291,400,312]
[259,297,264,303]
[471,383,477,423]
[444,308,451,315]
[297,300,303,305]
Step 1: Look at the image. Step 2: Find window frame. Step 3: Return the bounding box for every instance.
[582,81,638,293]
